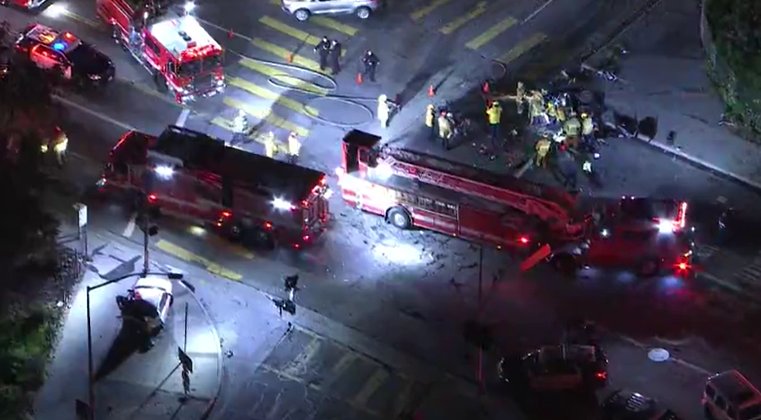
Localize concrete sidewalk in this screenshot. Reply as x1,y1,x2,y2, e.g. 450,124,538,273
35,214,222,420
585,0,761,192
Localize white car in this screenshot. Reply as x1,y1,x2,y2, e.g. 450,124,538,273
281,0,382,21
117,275,174,335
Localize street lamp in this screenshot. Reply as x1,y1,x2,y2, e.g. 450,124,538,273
84,271,187,420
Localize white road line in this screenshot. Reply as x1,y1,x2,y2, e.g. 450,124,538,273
670,357,713,376
522,0,555,24
123,213,137,238
53,94,135,131
175,108,191,127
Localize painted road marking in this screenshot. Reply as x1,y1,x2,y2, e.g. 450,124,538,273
251,37,325,73
57,8,100,28
281,338,322,377
410,0,451,21
52,95,135,131
465,16,517,49
310,16,358,37
155,239,242,281
238,57,329,95
259,16,347,57
439,2,488,35
735,262,761,285
223,97,309,137
351,368,389,406
123,213,137,238
175,108,191,127
522,0,556,24
228,76,319,117
314,353,356,391
497,32,547,64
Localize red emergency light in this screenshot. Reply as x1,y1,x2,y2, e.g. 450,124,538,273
147,193,158,203
518,235,530,245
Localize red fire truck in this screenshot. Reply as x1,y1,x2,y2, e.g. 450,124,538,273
98,126,330,248
335,130,590,251
95,0,225,103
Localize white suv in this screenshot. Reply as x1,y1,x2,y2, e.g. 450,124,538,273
281,0,382,21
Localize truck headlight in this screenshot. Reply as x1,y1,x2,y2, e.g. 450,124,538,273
89,74,102,81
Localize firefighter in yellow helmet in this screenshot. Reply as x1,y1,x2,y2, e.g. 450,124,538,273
437,111,453,150
535,137,552,168
287,132,301,163
263,131,277,159
580,112,596,152
425,104,436,140
377,94,390,128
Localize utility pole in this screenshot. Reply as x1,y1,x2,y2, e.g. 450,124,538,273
477,244,484,394
142,205,150,275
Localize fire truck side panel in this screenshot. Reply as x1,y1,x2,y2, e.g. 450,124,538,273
97,0,134,41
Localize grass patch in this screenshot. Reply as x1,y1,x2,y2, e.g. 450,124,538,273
0,305,59,419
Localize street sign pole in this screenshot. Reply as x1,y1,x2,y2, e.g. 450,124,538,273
184,302,188,351
477,244,484,394
142,203,149,275
85,287,94,419
74,203,88,257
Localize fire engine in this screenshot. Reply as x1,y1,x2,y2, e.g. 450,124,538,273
335,130,590,251
98,126,330,248
1,0,49,10
96,0,225,103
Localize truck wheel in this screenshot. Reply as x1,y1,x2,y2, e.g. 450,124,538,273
154,73,168,93
387,207,411,230
552,253,578,277
355,6,371,19
294,9,310,21
637,257,660,277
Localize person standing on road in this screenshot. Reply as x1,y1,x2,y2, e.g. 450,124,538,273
263,131,277,159
425,104,436,140
328,39,342,75
362,50,380,82
287,132,301,163
377,94,390,128
314,36,330,71
535,137,551,168
563,112,581,148
486,101,503,146
437,112,453,150
580,112,596,151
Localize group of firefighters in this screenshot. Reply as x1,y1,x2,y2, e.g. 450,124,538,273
232,110,301,163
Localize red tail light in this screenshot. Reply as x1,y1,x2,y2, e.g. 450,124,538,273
518,235,530,245
302,234,310,242
264,222,273,230
221,210,232,218
147,194,158,203
595,371,607,380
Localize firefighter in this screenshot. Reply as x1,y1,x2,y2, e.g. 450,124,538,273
528,90,547,125
314,36,330,71
328,39,342,75
514,81,526,115
362,50,380,82
263,131,277,159
546,100,558,124
425,104,436,139
42,127,68,167
437,111,453,150
563,112,581,148
486,101,502,145
287,132,301,163
556,103,567,123
535,137,551,168
377,94,390,128
580,112,596,152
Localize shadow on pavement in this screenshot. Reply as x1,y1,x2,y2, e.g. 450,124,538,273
95,319,149,381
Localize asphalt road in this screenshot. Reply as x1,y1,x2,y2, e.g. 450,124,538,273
7,0,761,418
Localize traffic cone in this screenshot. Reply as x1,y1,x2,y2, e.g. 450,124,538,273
428,84,435,97
356,72,363,85
287,53,294,63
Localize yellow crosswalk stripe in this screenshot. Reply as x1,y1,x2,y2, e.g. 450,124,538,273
410,0,451,21
223,97,309,137
156,240,242,281
351,369,389,406
258,16,347,57
498,32,548,64
210,117,288,150
465,16,517,50
310,16,358,37
228,76,319,117
238,58,329,96
251,37,324,73
439,2,488,35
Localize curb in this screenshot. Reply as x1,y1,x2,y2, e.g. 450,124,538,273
186,287,223,420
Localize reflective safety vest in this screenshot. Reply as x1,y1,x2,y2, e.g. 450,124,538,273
581,117,595,135
263,133,277,158
536,138,551,156
438,115,452,139
425,106,435,127
564,117,581,136
486,103,502,125
583,160,592,173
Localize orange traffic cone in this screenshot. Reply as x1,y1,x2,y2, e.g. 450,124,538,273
287,53,294,63
227,29,234,39
356,72,363,85
428,85,435,97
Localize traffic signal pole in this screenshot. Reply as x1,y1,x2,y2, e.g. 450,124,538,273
142,197,150,275
477,244,484,394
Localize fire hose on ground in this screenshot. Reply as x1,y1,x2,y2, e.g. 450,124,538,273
227,52,376,128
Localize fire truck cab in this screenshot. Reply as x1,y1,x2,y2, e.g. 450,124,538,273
99,126,330,248
550,197,694,277
96,0,225,103
1,0,49,10
336,130,589,252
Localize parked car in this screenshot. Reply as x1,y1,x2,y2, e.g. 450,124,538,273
116,275,174,336
281,0,382,21
703,370,761,420
602,389,682,419
498,344,608,393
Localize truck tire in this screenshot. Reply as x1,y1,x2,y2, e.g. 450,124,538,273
552,253,578,277
636,257,660,277
154,73,168,93
387,207,411,230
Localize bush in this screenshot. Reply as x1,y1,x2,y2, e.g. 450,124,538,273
0,306,58,418
705,0,761,135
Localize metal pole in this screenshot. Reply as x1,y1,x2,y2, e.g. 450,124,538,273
83,224,88,257
142,206,149,275
477,245,484,393
86,287,95,420
184,302,188,351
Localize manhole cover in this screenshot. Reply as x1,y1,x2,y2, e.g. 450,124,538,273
648,348,670,362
